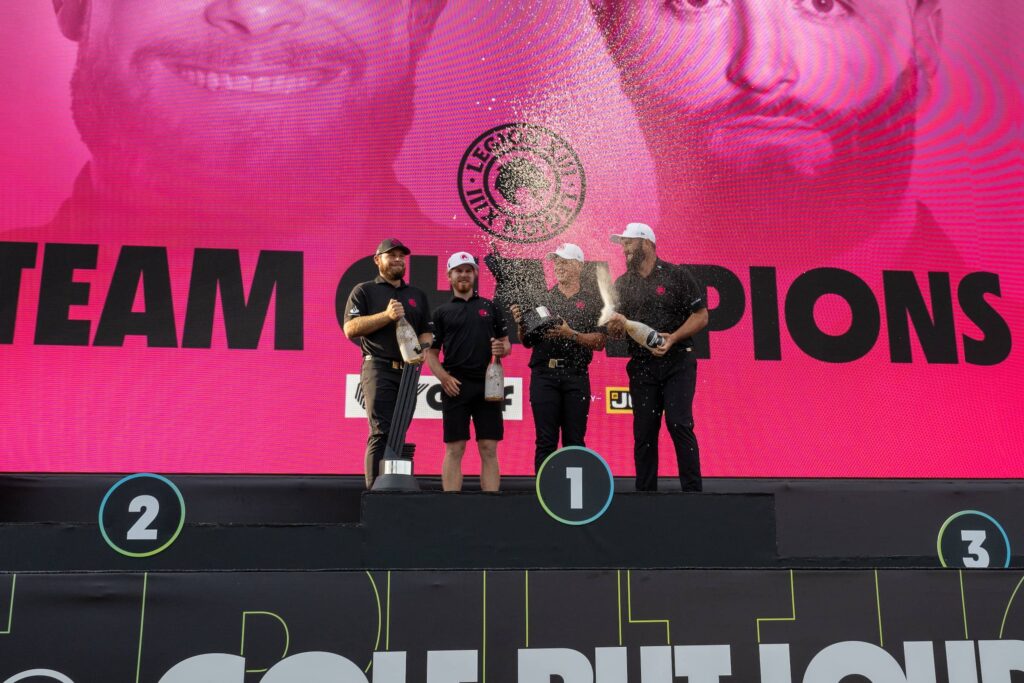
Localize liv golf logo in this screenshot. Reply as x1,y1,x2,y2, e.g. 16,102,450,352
458,123,586,244
345,375,523,421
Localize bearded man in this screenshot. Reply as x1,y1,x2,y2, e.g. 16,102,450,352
589,0,945,263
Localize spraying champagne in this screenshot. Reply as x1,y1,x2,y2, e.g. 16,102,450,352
594,262,665,351
594,262,618,327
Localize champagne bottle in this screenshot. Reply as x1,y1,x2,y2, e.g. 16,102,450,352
396,316,422,363
623,319,665,349
484,355,504,402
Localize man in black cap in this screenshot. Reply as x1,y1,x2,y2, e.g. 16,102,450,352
606,223,708,492
511,243,606,473
343,239,434,488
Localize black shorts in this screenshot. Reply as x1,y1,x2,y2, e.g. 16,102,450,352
441,376,504,443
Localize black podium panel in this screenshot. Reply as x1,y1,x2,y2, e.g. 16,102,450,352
4,475,1024,571
361,492,777,569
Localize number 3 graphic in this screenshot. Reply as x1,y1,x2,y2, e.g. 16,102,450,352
961,529,990,568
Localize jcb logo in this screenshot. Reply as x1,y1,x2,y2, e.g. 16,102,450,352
606,387,632,414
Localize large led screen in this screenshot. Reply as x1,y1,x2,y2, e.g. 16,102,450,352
1,0,1020,477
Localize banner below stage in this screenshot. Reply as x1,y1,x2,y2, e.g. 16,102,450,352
3,569,1024,681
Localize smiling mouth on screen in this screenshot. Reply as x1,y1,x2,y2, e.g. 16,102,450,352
167,61,346,95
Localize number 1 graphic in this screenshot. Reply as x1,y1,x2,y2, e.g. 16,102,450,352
566,467,583,510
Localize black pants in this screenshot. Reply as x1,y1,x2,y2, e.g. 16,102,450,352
628,354,701,492
359,358,403,487
529,369,591,472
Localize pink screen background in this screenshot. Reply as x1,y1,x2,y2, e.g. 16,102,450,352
1,1,1021,477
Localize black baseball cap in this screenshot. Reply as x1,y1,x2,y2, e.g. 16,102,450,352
375,238,411,256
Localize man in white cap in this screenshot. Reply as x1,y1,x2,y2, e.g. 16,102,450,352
511,243,607,473
426,252,511,491
606,223,708,492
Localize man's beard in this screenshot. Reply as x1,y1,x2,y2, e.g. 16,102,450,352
624,249,644,273
633,64,919,258
381,262,406,281
70,35,409,221
453,278,475,294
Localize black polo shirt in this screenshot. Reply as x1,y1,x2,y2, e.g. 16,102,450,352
432,294,508,380
526,284,603,371
615,259,705,362
344,276,433,361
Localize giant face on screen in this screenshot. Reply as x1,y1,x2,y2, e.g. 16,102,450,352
60,0,444,223
589,0,941,260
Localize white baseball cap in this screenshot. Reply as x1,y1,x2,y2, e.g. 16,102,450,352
545,243,584,262
610,222,656,244
446,251,478,272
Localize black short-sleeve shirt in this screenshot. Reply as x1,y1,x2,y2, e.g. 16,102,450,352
432,294,508,380
614,259,705,362
344,276,433,361
526,285,603,371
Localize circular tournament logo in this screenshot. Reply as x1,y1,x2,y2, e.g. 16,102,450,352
458,123,586,244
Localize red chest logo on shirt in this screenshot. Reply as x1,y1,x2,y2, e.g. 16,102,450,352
478,309,489,317
655,285,666,296
408,299,417,308
576,300,586,310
